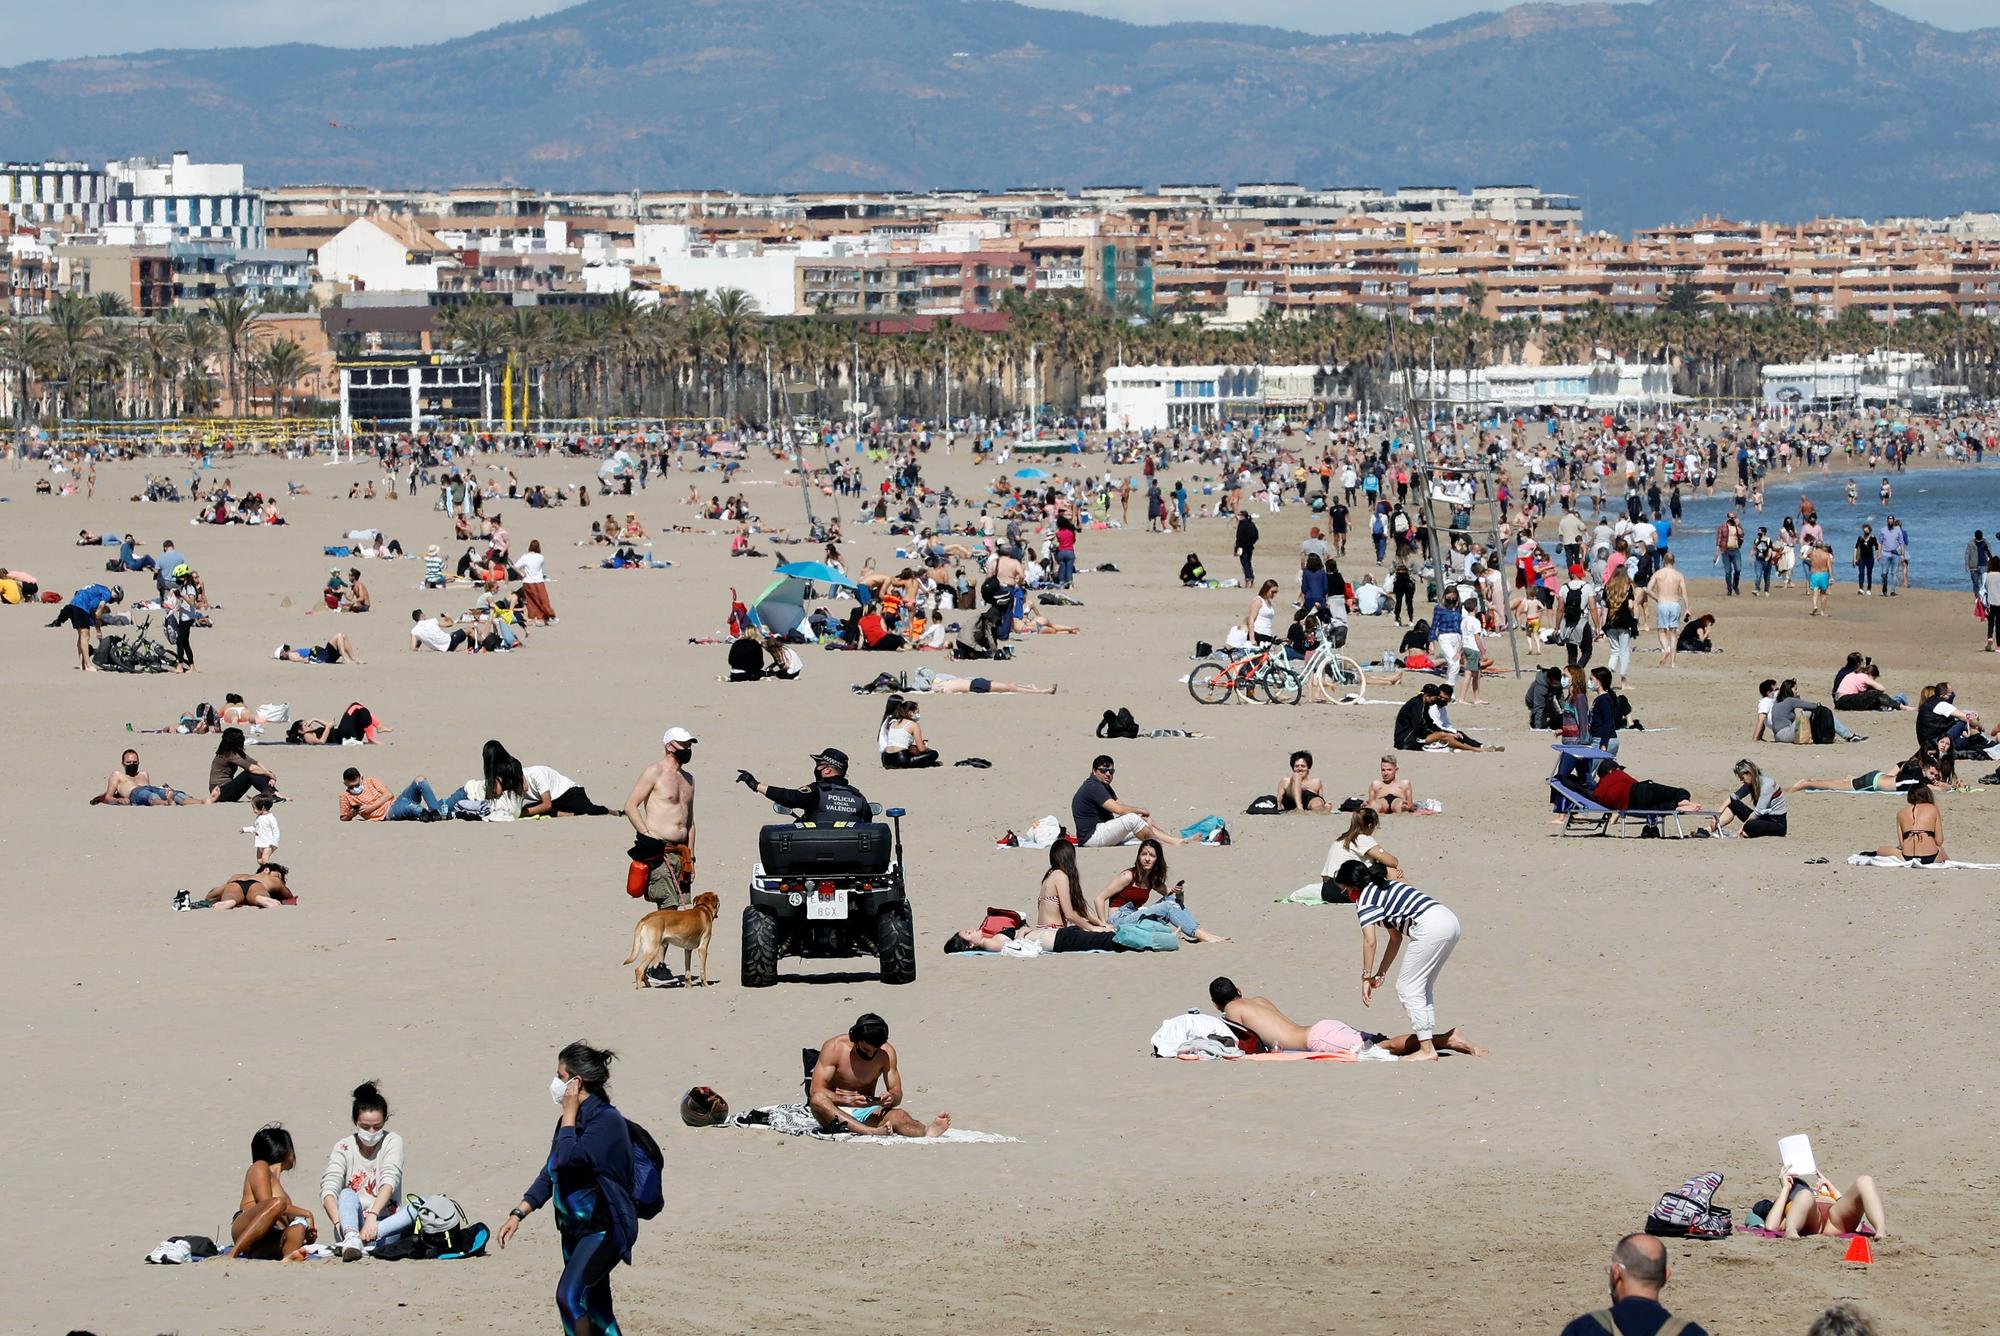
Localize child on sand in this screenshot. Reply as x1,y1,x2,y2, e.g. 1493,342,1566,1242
241,793,280,863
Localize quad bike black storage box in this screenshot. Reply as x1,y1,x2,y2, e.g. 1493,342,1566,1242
756,823,892,877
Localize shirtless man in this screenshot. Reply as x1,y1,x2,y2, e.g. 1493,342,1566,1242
624,726,697,909
1364,755,1418,814
91,748,203,806
1209,977,1487,1057
807,1014,950,1138
1643,552,1691,665
1280,750,1328,812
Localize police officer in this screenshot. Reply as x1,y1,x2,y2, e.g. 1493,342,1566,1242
738,747,872,824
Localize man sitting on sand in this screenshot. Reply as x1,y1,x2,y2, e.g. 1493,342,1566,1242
1393,684,1501,754
807,1014,950,1138
1072,755,1187,847
1208,977,1488,1057
1364,755,1420,813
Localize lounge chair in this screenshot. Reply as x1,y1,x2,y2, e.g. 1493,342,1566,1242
1547,744,1716,838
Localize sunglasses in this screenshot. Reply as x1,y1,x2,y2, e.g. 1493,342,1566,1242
1096,765,1115,774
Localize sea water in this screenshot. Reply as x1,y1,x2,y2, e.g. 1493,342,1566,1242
1667,465,2000,592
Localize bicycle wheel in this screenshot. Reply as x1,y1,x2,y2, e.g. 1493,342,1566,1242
1188,658,1237,705
1257,665,1303,706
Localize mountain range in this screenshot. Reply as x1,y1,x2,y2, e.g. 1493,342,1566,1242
1,0,1997,233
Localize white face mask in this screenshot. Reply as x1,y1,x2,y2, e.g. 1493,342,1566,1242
354,1127,385,1148
549,1076,571,1107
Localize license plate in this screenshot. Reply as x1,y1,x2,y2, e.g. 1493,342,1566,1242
807,888,849,920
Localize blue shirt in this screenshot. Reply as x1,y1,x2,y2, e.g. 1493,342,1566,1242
1431,605,1463,638
70,584,113,614
522,1096,638,1260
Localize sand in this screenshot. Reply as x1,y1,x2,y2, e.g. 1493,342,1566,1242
3,446,1995,1335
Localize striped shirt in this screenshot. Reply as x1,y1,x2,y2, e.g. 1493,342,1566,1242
1354,879,1439,932
424,554,445,584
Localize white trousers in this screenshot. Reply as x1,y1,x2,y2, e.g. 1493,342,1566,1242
1397,905,1461,1040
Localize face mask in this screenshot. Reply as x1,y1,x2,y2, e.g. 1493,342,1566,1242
354,1127,385,1148
347,784,365,796
550,1076,571,1107
123,763,140,776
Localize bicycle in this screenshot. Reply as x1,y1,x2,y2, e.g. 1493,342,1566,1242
93,617,180,674
1296,637,1372,703
1188,642,1302,705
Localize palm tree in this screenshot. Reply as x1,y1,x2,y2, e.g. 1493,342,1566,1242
0,315,51,426
436,297,509,425
43,293,102,423
204,296,261,417
259,338,310,417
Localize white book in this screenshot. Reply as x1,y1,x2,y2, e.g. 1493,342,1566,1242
1778,1134,1817,1179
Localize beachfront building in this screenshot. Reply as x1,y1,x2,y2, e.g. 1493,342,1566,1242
1759,352,1951,408
103,153,265,248
337,351,487,433
1103,364,1343,431
1408,361,1678,411
316,216,456,294
0,162,115,233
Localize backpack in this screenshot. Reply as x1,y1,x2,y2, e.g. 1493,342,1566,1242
407,1194,466,1234
626,1119,665,1220
1587,1309,1693,1336
1645,1171,1734,1240
1809,704,1837,746
1095,707,1140,740
1563,581,1584,624
979,906,1025,936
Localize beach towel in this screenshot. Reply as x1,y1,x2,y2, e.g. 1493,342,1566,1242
1277,883,1333,904
1845,854,2000,870
725,1102,1017,1143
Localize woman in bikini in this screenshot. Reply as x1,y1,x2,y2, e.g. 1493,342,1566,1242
1871,785,1945,863
1769,1167,1890,1240
200,863,296,909
232,1125,317,1259
1792,745,1948,796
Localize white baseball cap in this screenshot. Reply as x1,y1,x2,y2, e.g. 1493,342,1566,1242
663,727,697,745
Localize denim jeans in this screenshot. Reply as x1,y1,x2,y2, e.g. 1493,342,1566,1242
1878,553,1902,593
388,778,445,821
1755,558,1773,593
1721,550,1741,594
1110,899,1199,938
338,1187,414,1246
1056,548,1076,586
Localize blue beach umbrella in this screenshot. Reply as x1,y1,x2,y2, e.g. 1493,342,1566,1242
1014,467,1052,479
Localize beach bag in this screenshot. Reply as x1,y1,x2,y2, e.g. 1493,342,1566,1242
1245,794,1282,815
1113,918,1181,952
1096,707,1139,740
979,907,1025,936
626,1120,665,1220
255,702,289,724
1809,704,1837,746
1645,1171,1733,1240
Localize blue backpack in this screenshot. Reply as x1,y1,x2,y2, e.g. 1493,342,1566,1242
626,1120,665,1221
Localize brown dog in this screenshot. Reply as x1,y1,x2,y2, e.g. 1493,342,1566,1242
624,892,720,989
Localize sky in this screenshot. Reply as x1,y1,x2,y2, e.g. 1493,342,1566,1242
2,0,1990,63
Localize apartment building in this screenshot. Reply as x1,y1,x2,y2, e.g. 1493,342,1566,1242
104,152,266,248
53,242,175,314
0,162,114,232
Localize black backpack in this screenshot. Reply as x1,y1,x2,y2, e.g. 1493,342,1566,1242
1563,581,1584,623
1809,704,1837,746
1096,707,1139,740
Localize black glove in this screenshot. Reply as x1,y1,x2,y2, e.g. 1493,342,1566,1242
736,770,758,790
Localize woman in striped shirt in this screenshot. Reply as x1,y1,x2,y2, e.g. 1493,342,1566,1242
1328,860,1487,1061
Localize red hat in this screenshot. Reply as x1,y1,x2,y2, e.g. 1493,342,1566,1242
1569,563,1585,578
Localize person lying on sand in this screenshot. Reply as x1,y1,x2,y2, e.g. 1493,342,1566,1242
807,1014,950,1138
1209,977,1488,1057
181,863,296,911
92,748,207,806
1767,1167,1889,1240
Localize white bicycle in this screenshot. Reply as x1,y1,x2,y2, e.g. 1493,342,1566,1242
1296,637,1373,703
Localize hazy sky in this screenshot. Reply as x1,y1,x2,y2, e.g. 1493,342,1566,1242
2,0,1989,63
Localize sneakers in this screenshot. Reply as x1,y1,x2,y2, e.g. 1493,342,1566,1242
340,1231,364,1262
172,889,192,912
1846,733,1868,743
995,830,1019,847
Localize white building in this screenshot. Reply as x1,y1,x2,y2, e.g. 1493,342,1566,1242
629,224,803,316
316,216,452,294
0,161,113,232
103,152,265,248
1104,364,1342,431
1761,351,1951,407
1410,361,1677,410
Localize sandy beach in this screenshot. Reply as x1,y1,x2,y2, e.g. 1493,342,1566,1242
4,445,1996,1335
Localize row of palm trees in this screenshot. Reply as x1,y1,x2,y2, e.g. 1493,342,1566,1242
0,293,315,426
8,284,1999,431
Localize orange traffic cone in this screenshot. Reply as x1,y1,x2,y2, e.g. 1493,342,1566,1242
1843,1235,1874,1265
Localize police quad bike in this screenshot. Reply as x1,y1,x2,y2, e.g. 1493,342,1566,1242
742,802,915,987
